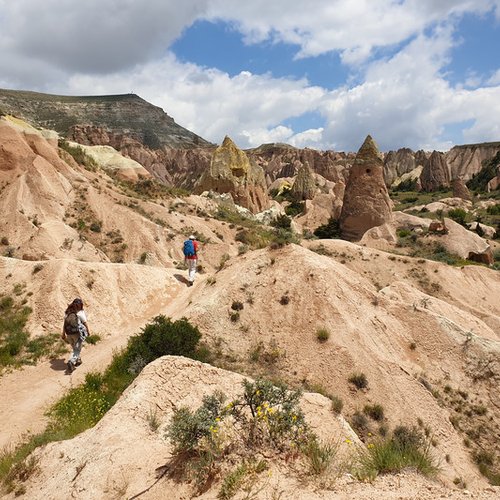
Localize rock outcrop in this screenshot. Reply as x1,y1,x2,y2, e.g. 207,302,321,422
249,143,350,184
290,162,316,200
451,178,472,201
420,150,450,191
447,142,500,181
339,135,393,241
383,147,417,186
195,136,270,213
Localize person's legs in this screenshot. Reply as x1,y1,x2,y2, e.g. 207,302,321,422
67,334,83,371
188,258,197,284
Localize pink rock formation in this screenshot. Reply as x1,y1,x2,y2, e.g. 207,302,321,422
339,135,393,241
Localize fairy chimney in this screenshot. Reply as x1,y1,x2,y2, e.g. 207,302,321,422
194,136,270,213
290,161,316,200
339,135,393,241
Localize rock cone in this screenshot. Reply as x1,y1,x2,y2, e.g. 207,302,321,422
339,135,393,241
195,136,270,213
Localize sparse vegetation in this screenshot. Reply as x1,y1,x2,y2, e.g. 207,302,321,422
166,379,315,491
354,425,437,480
313,218,341,239
348,372,368,390
316,327,330,343
363,404,385,421
330,396,344,414
0,316,205,490
0,295,46,369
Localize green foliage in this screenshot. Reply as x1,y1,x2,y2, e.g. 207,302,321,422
167,392,226,452
486,204,500,216
316,328,330,342
0,296,33,368
355,425,437,480
330,396,344,414
85,334,101,345
125,316,201,369
363,404,385,421
393,178,418,192
58,139,98,171
284,200,305,217
447,208,468,226
467,151,500,192
1,315,205,488
303,438,337,475
313,218,341,239
348,372,368,389
271,214,292,230
269,227,300,248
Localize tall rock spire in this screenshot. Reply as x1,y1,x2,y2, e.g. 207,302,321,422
339,135,393,241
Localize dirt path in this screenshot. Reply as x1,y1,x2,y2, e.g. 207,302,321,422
0,275,200,450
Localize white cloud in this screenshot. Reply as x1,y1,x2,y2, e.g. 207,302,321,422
0,0,499,152
64,53,325,148
0,0,208,74
316,26,500,151
207,0,499,62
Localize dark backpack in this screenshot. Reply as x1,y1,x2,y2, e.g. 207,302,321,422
64,312,80,335
183,239,196,257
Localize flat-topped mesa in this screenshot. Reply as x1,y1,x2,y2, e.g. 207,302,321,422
339,135,393,241
194,135,270,213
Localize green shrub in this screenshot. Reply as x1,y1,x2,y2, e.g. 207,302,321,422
331,396,344,414
166,379,309,490
167,391,226,453
348,372,368,389
447,208,467,226
303,438,336,475
285,200,305,218
269,227,300,248
355,427,437,480
316,328,330,342
271,214,292,229
125,315,202,369
363,404,385,421
313,218,341,239
231,301,244,311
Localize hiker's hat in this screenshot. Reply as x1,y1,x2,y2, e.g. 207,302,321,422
189,235,196,240
73,297,83,306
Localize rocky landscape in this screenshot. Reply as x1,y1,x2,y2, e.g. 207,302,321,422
0,91,499,499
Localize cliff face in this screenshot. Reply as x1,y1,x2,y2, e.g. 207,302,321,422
248,143,351,185
0,88,210,149
447,142,500,181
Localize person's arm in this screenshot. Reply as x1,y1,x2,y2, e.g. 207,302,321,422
61,326,66,340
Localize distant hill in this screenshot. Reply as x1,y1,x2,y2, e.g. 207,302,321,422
0,88,211,149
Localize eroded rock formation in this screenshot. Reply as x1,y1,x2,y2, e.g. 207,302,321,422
451,178,472,201
339,135,393,241
420,150,450,191
290,162,316,200
195,136,270,213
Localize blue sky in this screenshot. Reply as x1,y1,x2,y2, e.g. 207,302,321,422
0,0,499,152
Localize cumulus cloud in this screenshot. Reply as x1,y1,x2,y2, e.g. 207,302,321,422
63,54,325,148
317,26,500,151
207,0,499,62
0,0,499,152
0,0,207,74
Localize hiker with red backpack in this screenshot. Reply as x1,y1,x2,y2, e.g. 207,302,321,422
183,235,199,287
61,297,90,373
